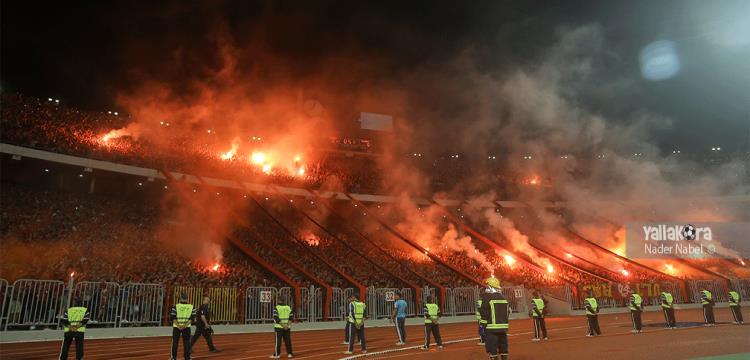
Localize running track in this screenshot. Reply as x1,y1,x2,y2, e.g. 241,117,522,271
1,308,747,360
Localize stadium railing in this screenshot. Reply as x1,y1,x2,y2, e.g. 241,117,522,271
688,280,728,303
730,279,750,300
298,286,324,322
245,286,294,324
72,281,121,327
119,283,164,327
400,288,416,316
367,287,401,319
446,287,480,316
3,279,67,330
206,287,238,323
0,279,9,329
328,287,351,321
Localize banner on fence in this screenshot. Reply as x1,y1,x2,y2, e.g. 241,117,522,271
206,287,238,323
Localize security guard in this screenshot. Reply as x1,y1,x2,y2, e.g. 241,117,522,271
531,291,548,341
701,289,716,326
342,294,356,345
728,289,744,324
344,292,367,355
584,290,601,337
390,291,407,345
170,293,197,360
59,298,90,360
660,291,677,329
422,295,444,350
476,297,486,345
191,295,219,353
479,277,510,360
629,292,643,333
271,297,294,358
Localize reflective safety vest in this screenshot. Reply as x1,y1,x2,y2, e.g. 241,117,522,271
531,298,545,317
585,297,598,316
629,293,642,311
348,301,366,325
661,292,673,309
485,299,510,331
274,305,292,329
729,291,740,307
64,307,87,333
701,290,712,305
424,303,439,324
174,303,194,328
475,300,483,321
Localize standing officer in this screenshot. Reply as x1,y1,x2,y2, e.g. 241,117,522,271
479,277,510,360
476,297,486,346
342,294,355,345
629,292,643,333
59,297,90,360
422,295,444,350
191,295,219,353
531,291,548,341
344,292,367,355
390,291,407,345
660,291,676,329
170,293,197,360
728,289,744,325
701,289,716,326
270,297,294,359
584,290,601,337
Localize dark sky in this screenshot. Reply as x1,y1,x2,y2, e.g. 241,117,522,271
2,0,748,154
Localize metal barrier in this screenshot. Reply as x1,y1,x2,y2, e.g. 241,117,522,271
0,279,8,329
400,288,416,316
72,282,120,327
4,279,66,330
688,280,728,303
245,287,282,323
172,286,204,307
730,279,750,300
540,285,572,303
448,287,479,316
329,287,352,320
298,286,324,322
119,283,163,326
206,287,238,323
367,287,400,319
420,287,437,315
503,286,528,313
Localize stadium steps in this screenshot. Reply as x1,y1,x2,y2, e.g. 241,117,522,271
271,187,422,292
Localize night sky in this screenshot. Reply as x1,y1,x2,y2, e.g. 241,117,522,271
2,0,748,154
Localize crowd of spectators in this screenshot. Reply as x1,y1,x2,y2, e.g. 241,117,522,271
0,184,282,289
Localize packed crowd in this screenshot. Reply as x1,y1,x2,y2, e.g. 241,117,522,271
0,185,282,289
0,93,381,193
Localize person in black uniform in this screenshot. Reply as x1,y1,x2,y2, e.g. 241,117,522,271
480,277,511,360
59,297,90,360
170,293,197,360
191,295,220,353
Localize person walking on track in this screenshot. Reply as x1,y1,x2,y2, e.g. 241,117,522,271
479,277,511,360
59,297,90,360
191,295,220,353
390,291,408,345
